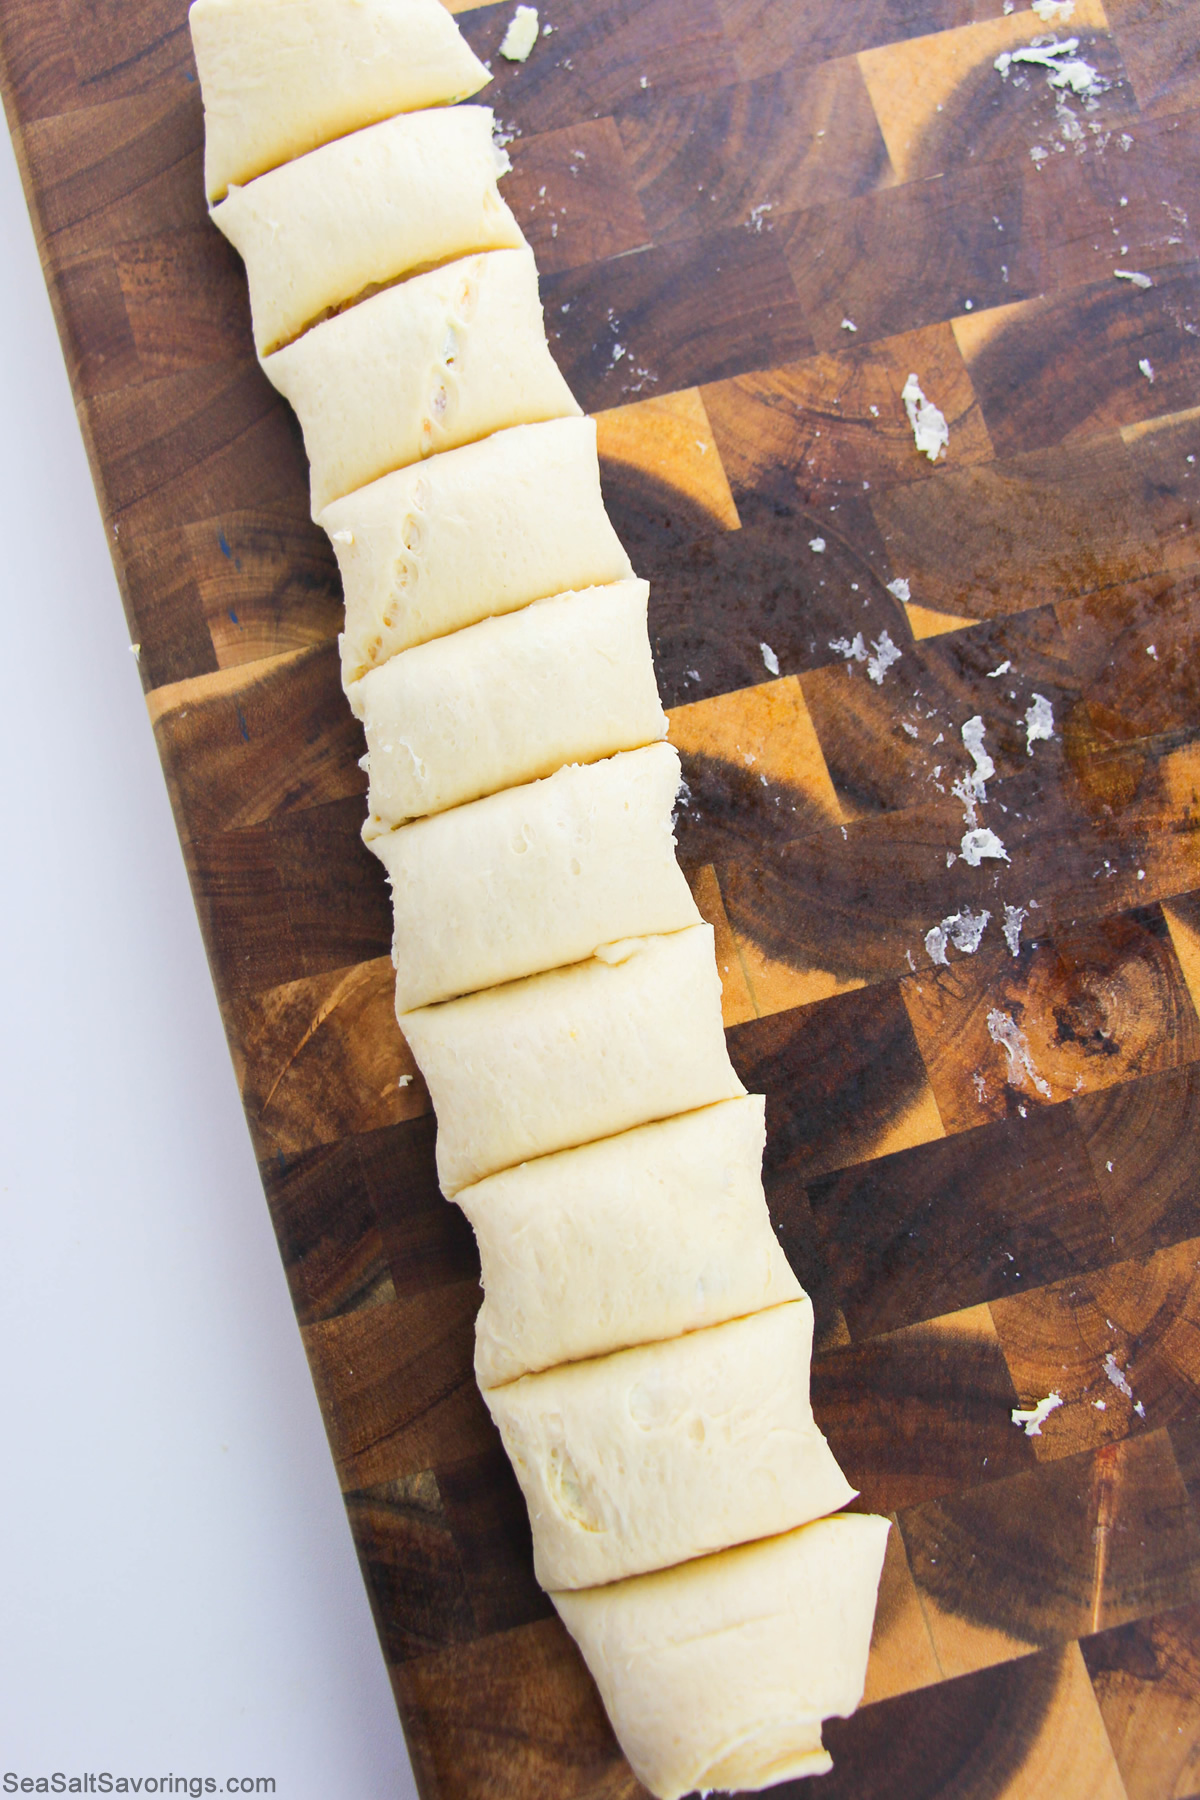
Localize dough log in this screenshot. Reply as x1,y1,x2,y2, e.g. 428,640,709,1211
459,1095,801,1387
552,1514,891,1800
485,1300,855,1589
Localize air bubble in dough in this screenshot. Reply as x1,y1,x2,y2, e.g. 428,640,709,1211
353,581,666,830
552,1513,890,1800
376,745,700,1011
263,246,580,514
191,0,491,202
400,924,745,1196
459,1095,801,1386
486,1299,854,1589
325,417,632,683
212,108,524,354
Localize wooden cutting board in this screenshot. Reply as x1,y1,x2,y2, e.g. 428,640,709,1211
4,0,1200,1792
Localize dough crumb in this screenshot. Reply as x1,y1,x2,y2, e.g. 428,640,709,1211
760,641,780,675
901,373,949,462
500,5,540,61
1012,1392,1062,1436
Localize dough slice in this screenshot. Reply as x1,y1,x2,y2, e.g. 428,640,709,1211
486,1300,854,1589
325,417,633,682
401,924,745,1196
460,1096,802,1387
212,107,524,354
191,0,491,202
352,581,665,830
377,745,699,1012
263,247,580,514
552,1514,891,1800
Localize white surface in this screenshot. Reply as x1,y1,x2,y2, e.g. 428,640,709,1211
0,119,418,1799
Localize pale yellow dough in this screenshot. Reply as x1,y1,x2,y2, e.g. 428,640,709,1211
325,417,633,683
459,1096,802,1387
212,107,524,354
262,247,580,514
190,0,491,202
485,1300,854,1590
401,924,745,1196
552,1513,891,1800
376,745,700,1011
352,581,665,831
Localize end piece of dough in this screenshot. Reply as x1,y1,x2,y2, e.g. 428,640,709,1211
460,1095,801,1386
191,0,491,202
212,108,524,355
401,923,745,1196
324,417,633,681
377,745,700,1011
262,246,580,515
552,1513,891,1800
352,581,666,830
486,1300,854,1589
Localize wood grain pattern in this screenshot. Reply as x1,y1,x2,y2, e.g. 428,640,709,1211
4,0,1200,1790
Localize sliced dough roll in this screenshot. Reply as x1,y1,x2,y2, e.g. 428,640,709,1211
263,247,580,514
191,0,491,202
552,1515,890,1800
325,417,633,683
353,581,666,831
377,745,699,1012
212,107,524,355
486,1300,854,1590
460,1096,802,1387
401,924,744,1196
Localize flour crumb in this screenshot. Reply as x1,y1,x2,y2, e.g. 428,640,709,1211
988,1008,1052,1096
987,660,1012,677
901,373,950,462
500,4,540,60
809,536,826,553
887,576,911,602
1002,903,1028,957
1103,1352,1135,1399
1012,1392,1062,1436
1139,357,1155,382
747,202,774,233
830,632,868,664
760,641,780,676
961,827,1010,865
1114,269,1153,289
841,317,858,332
925,908,991,966
1024,692,1055,753
868,631,902,684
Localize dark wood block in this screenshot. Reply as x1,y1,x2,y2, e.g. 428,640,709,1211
614,59,887,246
904,909,1200,1131
188,797,392,995
1075,1061,1200,1258
1082,1601,1200,1800
992,1233,1200,1465
811,1305,1036,1512
359,1115,481,1303
868,433,1163,621
729,982,939,1187
436,1447,554,1641
785,156,1038,353
820,1643,1126,1799
806,1102,1108,1340
346,1472,478,1666
899,1431,1200,1665
302,1283,494,1494
543,224,812,411
504,116,650,276
716,0,1013,80
260,1136,394,1330
458,0,737,136
959,263,1200,456
701,321,994,510
394,1619,642,1800
1113,2,1200,116
151,643,364,838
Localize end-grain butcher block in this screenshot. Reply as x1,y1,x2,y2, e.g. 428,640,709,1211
326,417,632,682
459,1096,800,1386
191,0,490,201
